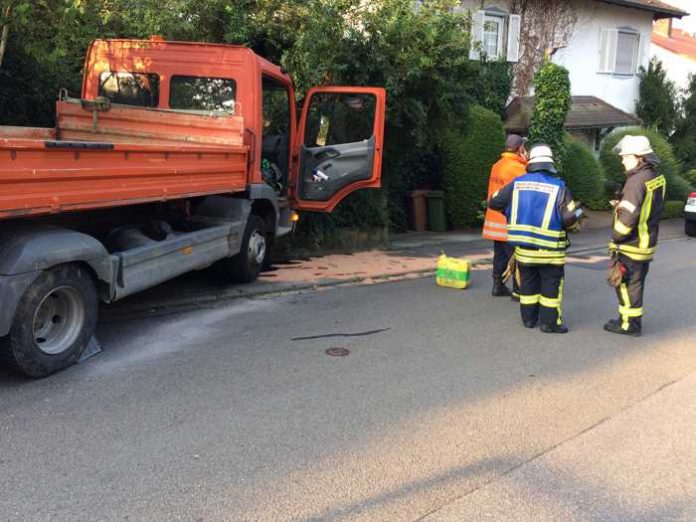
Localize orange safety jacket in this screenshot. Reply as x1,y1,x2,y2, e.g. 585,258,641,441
482,152,527,241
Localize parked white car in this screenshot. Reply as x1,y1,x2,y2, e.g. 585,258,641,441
686,191,696,237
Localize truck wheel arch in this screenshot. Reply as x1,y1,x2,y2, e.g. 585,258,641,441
0,225,113,283
0,226,112,338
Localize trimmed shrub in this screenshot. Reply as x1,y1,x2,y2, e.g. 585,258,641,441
599,127,689,201
441,105,506,228
562,134,606,209
528,62,571,173
662,201,685,220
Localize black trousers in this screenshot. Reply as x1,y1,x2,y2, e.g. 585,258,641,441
493,241,519,295
614,255,649,330
492,241,514,278
518,263,565,327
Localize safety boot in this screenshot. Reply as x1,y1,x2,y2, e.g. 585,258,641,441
540,323,569,334
492,277,512,297
603,318,641,337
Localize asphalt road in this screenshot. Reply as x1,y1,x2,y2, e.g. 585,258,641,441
1,236,695,521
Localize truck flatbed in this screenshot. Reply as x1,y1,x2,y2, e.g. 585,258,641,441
0,98,248,218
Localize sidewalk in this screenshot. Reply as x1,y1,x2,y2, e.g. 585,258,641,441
101,213,682,320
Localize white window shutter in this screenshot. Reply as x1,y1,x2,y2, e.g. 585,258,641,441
506,14,521,62
598,28,618,73
469,10,485,60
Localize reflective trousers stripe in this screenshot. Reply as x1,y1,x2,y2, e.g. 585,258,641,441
519,294,541,305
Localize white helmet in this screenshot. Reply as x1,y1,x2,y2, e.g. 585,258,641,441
527,144,554,166
613,135,653,156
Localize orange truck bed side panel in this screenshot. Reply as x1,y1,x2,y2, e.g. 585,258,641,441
0,101,248,219
57,99,245,147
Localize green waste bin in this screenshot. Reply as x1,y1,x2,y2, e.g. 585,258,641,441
426,191,447,232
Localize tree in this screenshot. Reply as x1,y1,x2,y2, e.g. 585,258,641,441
671,73,696,172
636,58,678,137
508,0,580,96
528,62,571,172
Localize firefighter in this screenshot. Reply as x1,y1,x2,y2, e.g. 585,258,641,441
489,145,582,334
483,134,528,299
604,135,665,336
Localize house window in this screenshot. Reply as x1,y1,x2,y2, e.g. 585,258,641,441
598,27,641,75
615,30,640,75
483,15,504,58
469,9,521,63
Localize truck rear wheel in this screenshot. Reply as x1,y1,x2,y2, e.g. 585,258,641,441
219,214,267,283
0,264,98,378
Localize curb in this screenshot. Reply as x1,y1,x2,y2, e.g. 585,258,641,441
100,259,494,322
99,234,688,322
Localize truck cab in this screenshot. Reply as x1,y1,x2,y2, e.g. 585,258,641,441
83,39,385,214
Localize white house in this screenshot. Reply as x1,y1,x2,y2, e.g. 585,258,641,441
460,0,687,114
651,16,696,93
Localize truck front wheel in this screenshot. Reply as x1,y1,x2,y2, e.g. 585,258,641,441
1,264,98,378
220,214,267,283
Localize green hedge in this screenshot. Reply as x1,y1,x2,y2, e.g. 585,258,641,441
562,134,606,209
662,201,685,220
441,105,506,228
599,127,690,201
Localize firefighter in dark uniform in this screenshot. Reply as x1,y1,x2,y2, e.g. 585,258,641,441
489,145,582,334
604,135,665,336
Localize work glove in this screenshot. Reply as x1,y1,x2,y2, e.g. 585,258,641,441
606,254,625,288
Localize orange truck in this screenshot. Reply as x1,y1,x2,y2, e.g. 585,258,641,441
0,39,386,377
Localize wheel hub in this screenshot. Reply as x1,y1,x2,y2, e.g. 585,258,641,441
32,286,85,355
248,231,267,265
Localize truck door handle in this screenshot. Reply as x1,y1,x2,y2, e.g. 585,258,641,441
314,148,340,161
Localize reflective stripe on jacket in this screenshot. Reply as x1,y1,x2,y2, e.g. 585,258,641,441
609,162,665,262
482,153,527,241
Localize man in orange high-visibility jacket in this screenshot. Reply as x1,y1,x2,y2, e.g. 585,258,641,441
483,134,528,298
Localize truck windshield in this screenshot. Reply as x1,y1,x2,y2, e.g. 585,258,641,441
169,76,237,114
98,72,160,107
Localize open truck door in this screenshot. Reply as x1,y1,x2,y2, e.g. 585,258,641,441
290,87,386,212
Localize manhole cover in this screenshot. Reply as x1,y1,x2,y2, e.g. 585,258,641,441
325,347,350,357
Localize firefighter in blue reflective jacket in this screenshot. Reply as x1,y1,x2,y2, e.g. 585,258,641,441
489,145,582,333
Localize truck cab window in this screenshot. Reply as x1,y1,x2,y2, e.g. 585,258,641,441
304,93,376,147
169,76,236,113
98,72,160,107
261,77,291,192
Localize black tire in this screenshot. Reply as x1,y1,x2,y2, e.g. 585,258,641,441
220,214,268,283
686,219,696,237
0,264,98,378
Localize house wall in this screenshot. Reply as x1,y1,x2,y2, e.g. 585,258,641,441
651,44,696,92
459,1,654,115
552,3,653,115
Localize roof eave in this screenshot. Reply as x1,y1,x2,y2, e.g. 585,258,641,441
596,0,688,19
